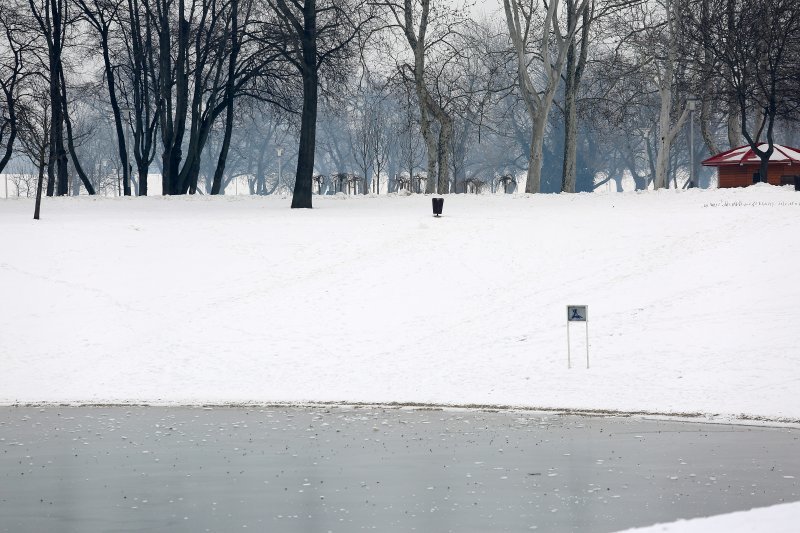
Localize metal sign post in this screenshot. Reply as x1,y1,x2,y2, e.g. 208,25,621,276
566,305,589,369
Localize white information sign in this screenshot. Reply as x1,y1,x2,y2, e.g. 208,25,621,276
566,305,589,369
567,305,587,322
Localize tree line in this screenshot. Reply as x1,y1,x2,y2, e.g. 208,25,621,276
0,0,798,210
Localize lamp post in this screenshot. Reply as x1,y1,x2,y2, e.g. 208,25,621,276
276,146,283,191
117,106,132,195
687,96,699,188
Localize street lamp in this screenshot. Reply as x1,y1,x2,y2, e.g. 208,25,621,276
276,146,284,191
687,95,700,188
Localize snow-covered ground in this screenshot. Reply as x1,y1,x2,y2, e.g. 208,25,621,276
618,501,800,532
1,185,799,422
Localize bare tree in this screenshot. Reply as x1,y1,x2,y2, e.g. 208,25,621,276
0,4,32,175
651,0,689,189
349,92,376,193
380,0,468,194
75,0,132,195
27,0,70,197
16,88,51,192
268,0,376,208
370,99,390,193
503,0,590,193
117,0,159,195
679,0,800,182
559,0,592,192
442,22,509,193
149,0,284,195
391,83,424,188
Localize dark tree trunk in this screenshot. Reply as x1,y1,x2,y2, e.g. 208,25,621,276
170,14,190,194
291,0,318,209
60,68,96,195
210,111,234,194
138,162,149,195
292,69,317,208
0,26,20,174
183,154,202,194
100,28,131,195
62,104,96,195
48,0,69,196
0,95,16,174
561,0,589,193
158,0,190,195
211,0,240,196
128,0,159,196
740,97,776,184
34,162,45,219
156,0,172,195
178,114,217,194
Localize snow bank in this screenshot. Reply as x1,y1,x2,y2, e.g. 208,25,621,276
1,186,799,421
616,501,800,532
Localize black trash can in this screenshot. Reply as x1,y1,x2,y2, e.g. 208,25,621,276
795,176,800,191
432,197,444,217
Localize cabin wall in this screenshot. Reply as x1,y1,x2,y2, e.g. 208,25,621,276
717,165,800,188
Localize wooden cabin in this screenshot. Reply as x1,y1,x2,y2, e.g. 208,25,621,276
702,144,800,188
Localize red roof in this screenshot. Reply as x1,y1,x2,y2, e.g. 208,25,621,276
702,144,800,166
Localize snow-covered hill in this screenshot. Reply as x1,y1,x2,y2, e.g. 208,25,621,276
1,185,798,421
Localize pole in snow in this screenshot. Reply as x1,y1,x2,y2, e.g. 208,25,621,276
277,146,283,192
566,305,589,369
687,96,699,188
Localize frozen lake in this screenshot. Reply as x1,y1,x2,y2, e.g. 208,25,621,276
1,406,798,532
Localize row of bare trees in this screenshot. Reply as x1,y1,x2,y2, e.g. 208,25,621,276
1,0,799,209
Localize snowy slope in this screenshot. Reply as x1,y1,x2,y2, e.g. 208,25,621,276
616,501,800,532
1,185,799,420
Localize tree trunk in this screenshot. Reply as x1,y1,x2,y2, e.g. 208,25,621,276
436,114,452,194
727,91,741,148
451,128,467,194
129,0,158,196
561,0,589,193
63,113,96,195
699,95,720,155
421,114,437,193
138,162,149,195
210,107,234,194
562,76,578,192
525,108,551,193
0,91,16,174
652,0,689,190
408,9,443,195
33,159,45,219
100,29,131,195
60,69,96,195
170,14,190,194
505,0,589,194
291,1,318,209
653,86,672,189
157,1,173,195
416,79,438,193
48,7,69,197
158,0,190,195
